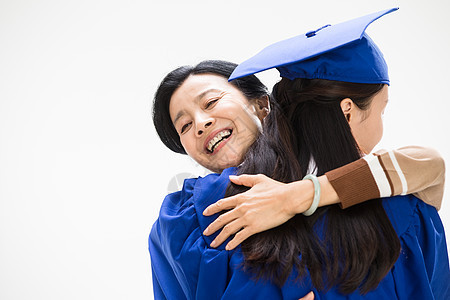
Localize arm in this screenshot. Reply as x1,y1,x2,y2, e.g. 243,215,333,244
326,146,445,210
203,146,445,249
150,171,241,299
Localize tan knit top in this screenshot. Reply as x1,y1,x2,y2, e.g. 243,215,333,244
325,146,445,210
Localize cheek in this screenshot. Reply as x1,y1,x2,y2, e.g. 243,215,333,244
221,99,256,120
367,116,384,149
350,121,366,144
350,118,376,153
375,118,384,141
236,107,263,135
179,135,199,158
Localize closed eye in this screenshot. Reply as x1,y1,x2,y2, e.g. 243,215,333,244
180,122,191,134
205,98,219,109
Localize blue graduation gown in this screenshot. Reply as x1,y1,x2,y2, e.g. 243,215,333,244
149,168,450,299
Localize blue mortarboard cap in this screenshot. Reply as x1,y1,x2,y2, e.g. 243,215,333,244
229,8,398,85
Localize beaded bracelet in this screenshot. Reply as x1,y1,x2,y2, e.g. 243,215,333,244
302,174,321,216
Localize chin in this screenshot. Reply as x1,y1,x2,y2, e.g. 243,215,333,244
210,157,243,173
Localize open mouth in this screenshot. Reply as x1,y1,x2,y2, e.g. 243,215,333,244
206,129,232,153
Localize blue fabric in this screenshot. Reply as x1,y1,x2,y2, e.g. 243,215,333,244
149,168,450,299
228,8,397,85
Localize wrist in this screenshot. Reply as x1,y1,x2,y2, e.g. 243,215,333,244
286,180,315,215
318,175,340,207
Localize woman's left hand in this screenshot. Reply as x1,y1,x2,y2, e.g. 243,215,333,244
202,174,313,250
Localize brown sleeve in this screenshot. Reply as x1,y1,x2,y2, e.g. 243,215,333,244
325,159,380,209
325,146,445,210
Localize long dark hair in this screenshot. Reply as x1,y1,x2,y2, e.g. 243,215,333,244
152,60,268,154
226,78,401,294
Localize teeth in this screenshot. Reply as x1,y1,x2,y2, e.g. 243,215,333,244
207,130,232,152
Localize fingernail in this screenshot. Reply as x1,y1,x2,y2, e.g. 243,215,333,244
225,244,230,251
203,228,209,235
203,208,209,215
229,175,238,179
210,240,216,248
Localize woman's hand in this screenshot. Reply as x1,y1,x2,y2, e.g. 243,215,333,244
202,174,315,250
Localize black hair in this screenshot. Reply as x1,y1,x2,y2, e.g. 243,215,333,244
226,78,400,294
152,60,268,154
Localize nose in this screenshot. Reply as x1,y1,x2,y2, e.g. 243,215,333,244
195,114,214,136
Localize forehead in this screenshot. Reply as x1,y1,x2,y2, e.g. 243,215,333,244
171,73,233,102
169,74,238,119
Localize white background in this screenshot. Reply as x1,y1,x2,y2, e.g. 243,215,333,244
1,0,449,299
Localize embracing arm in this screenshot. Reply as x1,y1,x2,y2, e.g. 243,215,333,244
203,146,445,249
326,146,445,210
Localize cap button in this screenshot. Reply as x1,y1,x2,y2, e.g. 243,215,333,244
305,24,331,38
305,30,316,38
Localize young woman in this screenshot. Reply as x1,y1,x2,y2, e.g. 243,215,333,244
150,8,448,299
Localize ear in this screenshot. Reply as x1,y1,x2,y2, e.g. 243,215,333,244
254,96,270,121
340,98,354,123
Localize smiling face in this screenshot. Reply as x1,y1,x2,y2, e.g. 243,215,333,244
346,85,389,154
169,74,268,173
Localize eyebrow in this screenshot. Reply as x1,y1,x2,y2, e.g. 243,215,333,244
172,88,222,126
173,110,185,126
196,88,221,101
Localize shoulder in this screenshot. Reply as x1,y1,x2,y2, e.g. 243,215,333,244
152,167,236,249
157,167,235,215
381,195,420,237
193,167,236,215
150,176,200,256
382,194,441,238
149,168,236,298
159,177,197,212
382,195,450,298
